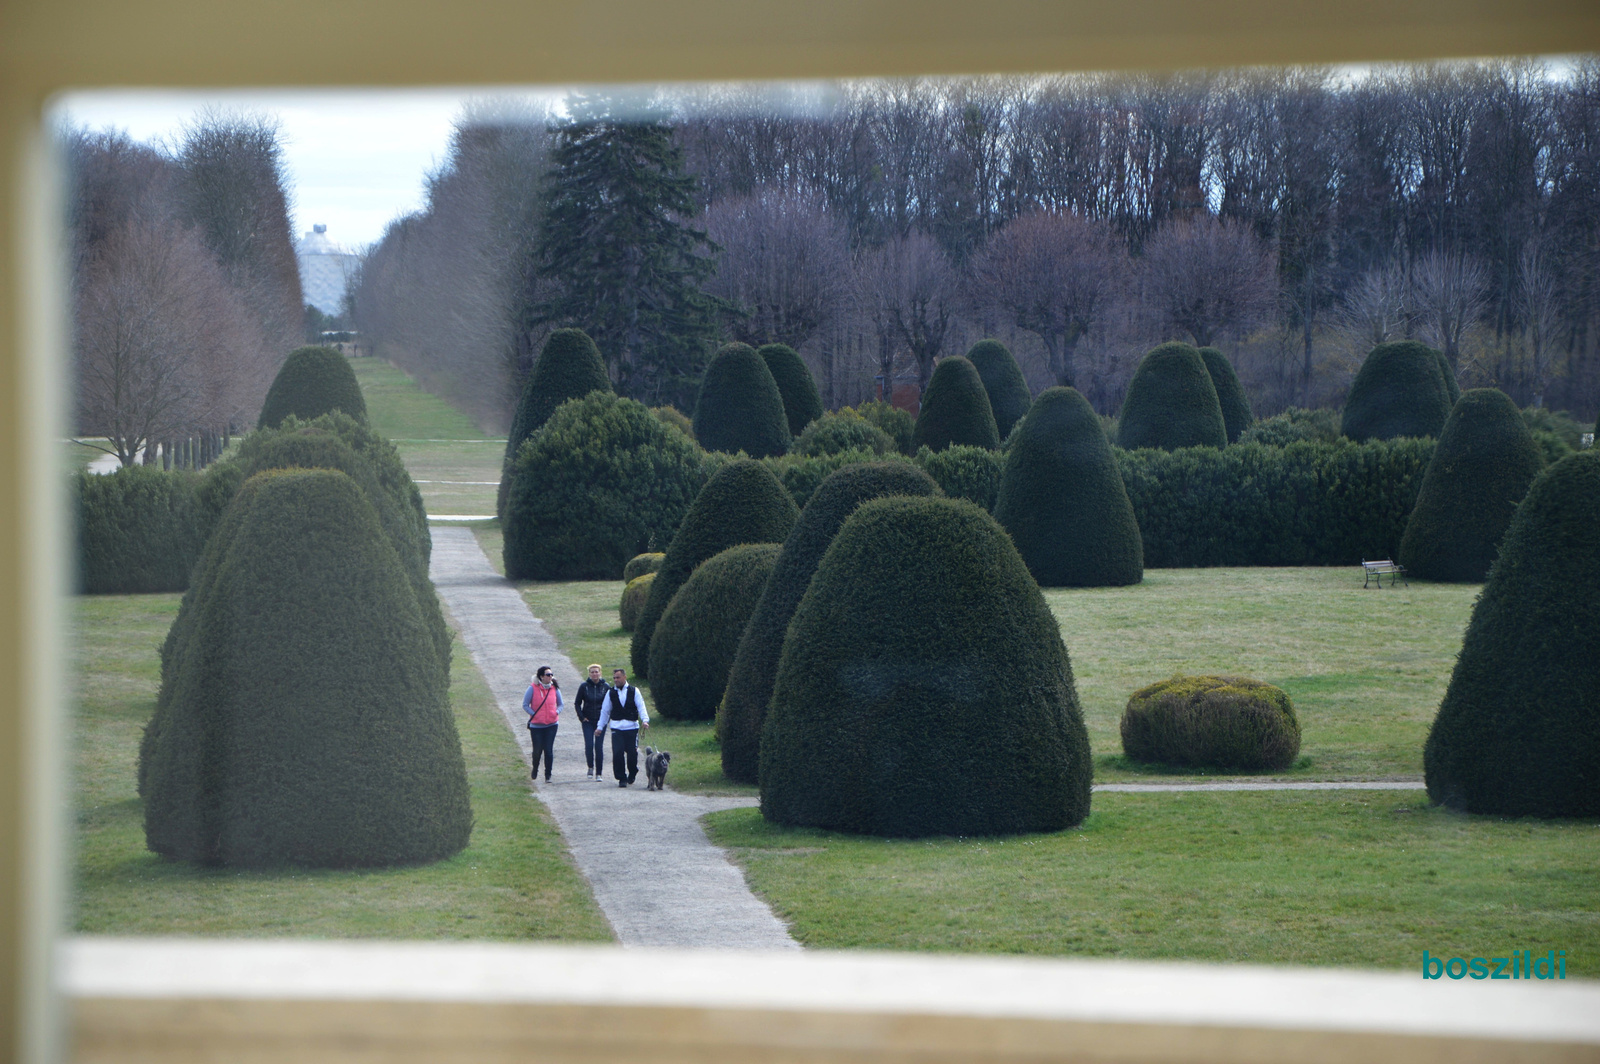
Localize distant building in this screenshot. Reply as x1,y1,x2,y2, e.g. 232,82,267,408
295,224,359,316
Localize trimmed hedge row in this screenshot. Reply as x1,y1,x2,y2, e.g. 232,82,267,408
75,465,223,594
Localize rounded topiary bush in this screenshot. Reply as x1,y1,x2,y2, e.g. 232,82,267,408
1423,449,1600,817
648,543,782,720
1238,407,1341,446
996,387,1143,587
630,459,800,678
857,400,916,455
619,572,655,632
1120,675,1301,772
1197,347,1254,444
1399,389,1545,582
499,328,612,517
140,469,472,867
623,552,665,583
911,356,1000,453
718,462,940,783
257,345,367,430
916,444,1003,511
1116,342,1227,451
795,410,895,457
504,392,708,580
965,339,1032,441
1341,341,1454,442
760,496,1092,836
759,343,823,438
693,343,793,458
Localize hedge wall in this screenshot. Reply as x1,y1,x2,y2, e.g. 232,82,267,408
257,345,367,430
75,465,217,594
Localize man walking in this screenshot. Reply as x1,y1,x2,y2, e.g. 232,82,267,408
597,666,650,787
575,664,611,780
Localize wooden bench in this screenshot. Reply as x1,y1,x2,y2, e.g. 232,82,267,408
1362,559,1407,588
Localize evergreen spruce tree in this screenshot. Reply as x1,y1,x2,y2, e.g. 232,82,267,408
1116,343,1227,451
533,92,726,405
1196,347,1254,444
692,343,793,458
498,328,612,517
758,343,823,437
910,356,1000,452
964,340,1032,440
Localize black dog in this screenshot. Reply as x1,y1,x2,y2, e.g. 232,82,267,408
643,746,671,791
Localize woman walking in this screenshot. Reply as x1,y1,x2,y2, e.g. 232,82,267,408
575,663,611,780
524,666,562,782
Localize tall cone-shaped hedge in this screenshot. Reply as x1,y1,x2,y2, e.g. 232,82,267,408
718,462,940,783
760,496,1092,836
1423,450,1600,817
1399,389,1545,582
996,387,1143,587
759,343,823,438
1116,343,1227,451
140,469,472,867
693,343,792,458
258,345,367,429
911,356,1000,453
965,340,1031,440
498,328,612,517
1197,347,1253,444
1342,341,1454,442
648,543,782,720
630,459,799,679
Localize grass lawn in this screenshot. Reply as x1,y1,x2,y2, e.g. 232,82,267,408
705,795,1600,974
72,592,613,940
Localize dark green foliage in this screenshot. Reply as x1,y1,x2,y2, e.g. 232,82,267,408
504,392,708,580
623,552,664,583
915,444,1002,511
648,544,782,720
911,356,1000,453
141,469,472,867
1424,450,1600,817
1196,347,1254,443
964,339,1032,440
1116,343,1227,451
692,343,793,458
1399,389,1546,582
1239,407,1341,446
719,463,940,783
619,572,654,632
75,466,219,594
499,328,611,516
630,459,800,678
795,411,895,458
762,450,916,511
760,496,1092,836
1341,341,1453,442
257,346,367,430
759,343,823,437
1117,438,1436,566
995,387,1143,587
856,400,917,455
1120,675,1300,772
1522,407,1585,466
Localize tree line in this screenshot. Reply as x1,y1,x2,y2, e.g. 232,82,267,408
354,59,1600,428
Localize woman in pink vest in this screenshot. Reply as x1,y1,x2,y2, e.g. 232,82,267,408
524,666,562,782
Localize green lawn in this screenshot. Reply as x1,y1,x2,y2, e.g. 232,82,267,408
71,592,612,941
705,794,1600,973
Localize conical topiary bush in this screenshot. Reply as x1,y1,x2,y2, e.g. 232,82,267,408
648,543,782,720
257,345,367,430
1341,341,1454,442
995,387,1143,587
718,462,940,783
1197,347,1253,444
629,459,800,679
1399,389,1545,582
1116,342,1226,451
760,496,1093,836
758,343,824,438
139,469,472,867
911,356,1000,453
1423,449,1600,817
498,328,612,517
693,343,792,458
965,339,1032,441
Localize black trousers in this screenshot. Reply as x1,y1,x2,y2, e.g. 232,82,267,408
611,728,639,782
582,721,605,772
529,724,557,780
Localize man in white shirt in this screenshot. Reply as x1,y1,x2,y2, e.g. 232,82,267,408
596,666,651,787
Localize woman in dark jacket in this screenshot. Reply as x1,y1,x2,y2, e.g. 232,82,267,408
574,663,611,780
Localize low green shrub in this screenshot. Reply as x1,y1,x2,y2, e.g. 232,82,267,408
75,465,217,594
916,444,1002,511
623,552,665,583
759,343,824,437
855,400,917,455
257,345,367,430
619,572,655,632
648,543,782,720
795,410,895,458
693,343,793,458
1117,342,1227,451
1239,407,1341,446
763,449,912,510
1197,347,1254,443
651,405,695,439
499,328,612,517
1341,341,1453,442
964,339,1031,440
1521,407,1585,466
1120,675,1301,772
911,356,1000,452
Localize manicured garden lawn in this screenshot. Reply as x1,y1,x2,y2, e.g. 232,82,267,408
71,592,612,940
704,795,1600,974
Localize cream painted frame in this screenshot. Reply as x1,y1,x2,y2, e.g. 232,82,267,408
5,2,1600,1061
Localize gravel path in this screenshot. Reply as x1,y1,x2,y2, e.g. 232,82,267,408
428,526,798,950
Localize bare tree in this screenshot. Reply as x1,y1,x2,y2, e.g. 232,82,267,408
861,230,958,395
1141,214,1278,347
1518,242,1561,408
1412,249,1487,373
1335,260,1414,350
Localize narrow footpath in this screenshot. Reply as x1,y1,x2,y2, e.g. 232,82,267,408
428,526,799,950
